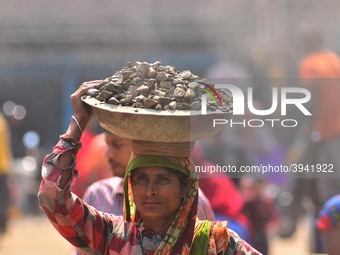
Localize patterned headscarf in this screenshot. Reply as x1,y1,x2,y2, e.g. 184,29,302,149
317,194,340,231
123,154,229,255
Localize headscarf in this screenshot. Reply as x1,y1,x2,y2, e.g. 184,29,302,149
317,194,340,231
123,154,229,255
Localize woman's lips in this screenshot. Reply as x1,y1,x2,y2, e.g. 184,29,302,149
142,202,162,205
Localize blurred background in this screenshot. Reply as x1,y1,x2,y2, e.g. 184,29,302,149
1,0,340,254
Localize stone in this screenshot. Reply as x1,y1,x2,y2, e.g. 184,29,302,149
135,95,146,102
173,87,185,98
188,82,199,89
134,102,144,108
165,87,175,98
181,70,192,80
169,101,177,110
120,94,133,105
87,88,99,97
136,85,150,94
152,95,160,101
109,74,123,84
134,76,143,86
147,67,157,79
164,65,175,73
147,79,156,87
152,61,161,66
184,89,196,102
177,102,190,110
172,78,182,84
105,82,116,92
159,97,172,106
110,83,124,94
97,90,113,101
108,97,120,105
143,98,158,108
156,72,168,82
136,62,151,79
122,71,134,80
128,85,137,92
122,81,132,90
190,101,201,110
154,90,166,97
160,81,172,90
189,75,200,82
155,104,163,110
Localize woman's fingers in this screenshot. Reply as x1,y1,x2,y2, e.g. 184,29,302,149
70,80,104,121
73,80,103,99
77,80,103,94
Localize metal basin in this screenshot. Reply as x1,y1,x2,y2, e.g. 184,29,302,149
82,96,231,142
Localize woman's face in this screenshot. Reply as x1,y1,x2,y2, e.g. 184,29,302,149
131,166,188,220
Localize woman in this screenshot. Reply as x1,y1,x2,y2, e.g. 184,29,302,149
38,81,261,254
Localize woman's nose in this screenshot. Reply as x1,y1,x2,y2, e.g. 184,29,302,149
144,182,157,196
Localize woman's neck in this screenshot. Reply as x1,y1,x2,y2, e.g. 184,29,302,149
141,214,176,235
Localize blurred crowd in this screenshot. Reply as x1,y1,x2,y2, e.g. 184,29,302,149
1,28,340,255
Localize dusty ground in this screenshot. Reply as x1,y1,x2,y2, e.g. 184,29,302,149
0,215,311,255
0,216,73,255
269,218,312,255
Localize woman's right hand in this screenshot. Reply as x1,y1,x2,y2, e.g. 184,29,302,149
66,80,103,140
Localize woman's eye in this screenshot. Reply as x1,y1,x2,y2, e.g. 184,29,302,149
135,176,148,183
113,143,123,149
157,177,170,183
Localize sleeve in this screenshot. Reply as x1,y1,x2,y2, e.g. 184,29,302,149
225,229,262,255
37,136,121,254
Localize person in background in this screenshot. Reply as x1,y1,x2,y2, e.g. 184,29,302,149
71,132,112,197
192,143,251,243
316,194,340,255
239,176,278,255
283,27,340,253
0,112,13,235
71,117,108,197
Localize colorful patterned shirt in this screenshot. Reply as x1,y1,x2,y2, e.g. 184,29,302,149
38,137,261,255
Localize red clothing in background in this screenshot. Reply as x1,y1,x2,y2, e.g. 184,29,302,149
299,50,340,140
